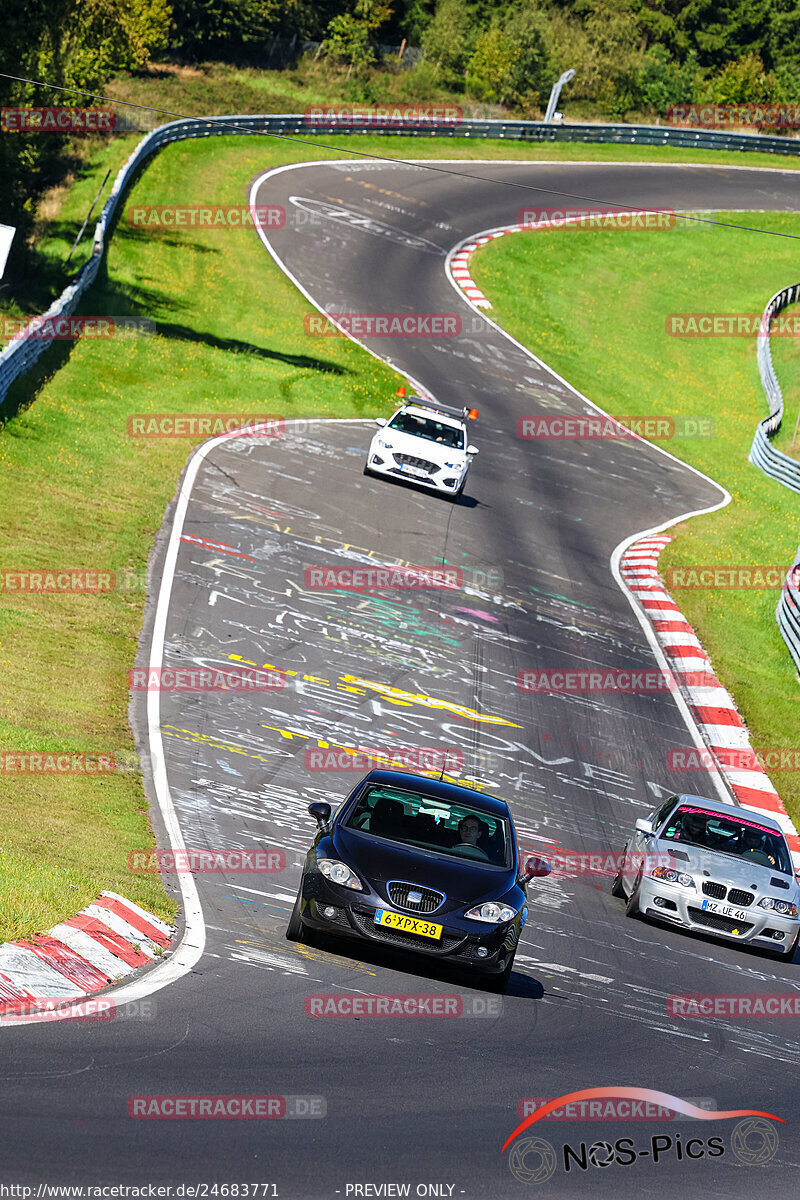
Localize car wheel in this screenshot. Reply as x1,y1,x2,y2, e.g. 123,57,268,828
363,465,373,478
485,952,515,994
285,888,306,942
625,870,643,919
611,868,626,899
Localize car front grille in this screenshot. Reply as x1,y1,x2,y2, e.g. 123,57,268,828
352,910,462,953
393,453,438,474
689,907,753,935
387,881,444,913
700,881,755,907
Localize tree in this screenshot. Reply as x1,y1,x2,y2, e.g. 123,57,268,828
421,0,472,85
325,0,393,74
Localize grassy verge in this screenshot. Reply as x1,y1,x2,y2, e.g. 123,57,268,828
470,214,800,823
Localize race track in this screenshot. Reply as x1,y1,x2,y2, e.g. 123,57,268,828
4,159,800,1196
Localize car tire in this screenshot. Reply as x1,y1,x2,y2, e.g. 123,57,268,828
285,888,306,942
485,952,515,994
611,868,627,898
363,465,373,478
625,871,643,919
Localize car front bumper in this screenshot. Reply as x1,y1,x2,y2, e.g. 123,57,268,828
637,876,799,953
366,453,467,495
300,874,518,975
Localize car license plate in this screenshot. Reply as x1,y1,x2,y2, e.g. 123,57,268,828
701,899,748,921
374,910,442,940
400,464,427,478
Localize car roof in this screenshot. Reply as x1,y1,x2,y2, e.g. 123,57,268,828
357,768,511,818
672,793,784,834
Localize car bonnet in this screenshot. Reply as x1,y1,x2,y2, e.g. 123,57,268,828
657,838,798,896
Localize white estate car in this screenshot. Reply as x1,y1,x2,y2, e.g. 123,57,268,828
364,395,479,499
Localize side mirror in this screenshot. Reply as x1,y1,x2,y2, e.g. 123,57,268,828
308,801,332,830
466,445,479,455
635,817,655,835
375,417,387,427
520,855,551,883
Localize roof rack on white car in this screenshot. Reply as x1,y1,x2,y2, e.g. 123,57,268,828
404,394,479,422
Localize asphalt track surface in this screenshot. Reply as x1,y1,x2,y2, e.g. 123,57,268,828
5,161,800,1196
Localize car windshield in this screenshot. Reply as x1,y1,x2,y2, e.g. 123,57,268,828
388,412,465,449
346,784,510,866
660,806,793,875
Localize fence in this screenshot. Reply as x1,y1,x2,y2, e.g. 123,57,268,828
777,551,800,679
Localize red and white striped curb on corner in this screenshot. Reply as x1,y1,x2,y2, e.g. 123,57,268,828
0,890,173,1017
621,535,800,869
450,233,510,309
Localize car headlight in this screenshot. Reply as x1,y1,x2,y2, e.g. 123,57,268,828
443,460,463,469
465,901,519,924
317,858,363,891
379,439,397,451
758,897,798,917
650,867,694,888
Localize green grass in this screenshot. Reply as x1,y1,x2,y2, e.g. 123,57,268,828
470,215,800,823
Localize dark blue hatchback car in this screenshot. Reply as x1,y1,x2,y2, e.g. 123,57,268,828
286,769,550,990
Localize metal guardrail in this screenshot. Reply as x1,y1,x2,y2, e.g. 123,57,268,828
749,281,800,496
777,551,800,679
3,112,800,413
747,284,800,676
